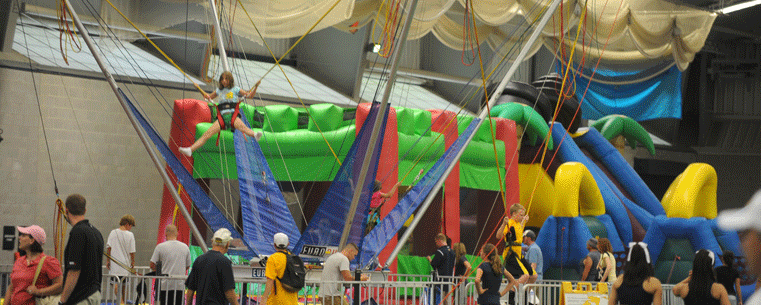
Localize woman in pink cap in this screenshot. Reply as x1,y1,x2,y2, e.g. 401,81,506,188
3,225,63,305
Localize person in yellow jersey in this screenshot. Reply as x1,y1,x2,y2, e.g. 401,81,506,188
497,204,529,259
496,203,536,298
262,233,298,305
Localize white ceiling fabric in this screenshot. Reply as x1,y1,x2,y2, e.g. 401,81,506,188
138,0,715,70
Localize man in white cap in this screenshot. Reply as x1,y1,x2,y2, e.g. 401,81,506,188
185,228,238,305
262,233,297,305
717,190,761,305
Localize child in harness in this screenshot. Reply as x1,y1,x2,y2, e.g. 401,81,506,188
180,71,263,157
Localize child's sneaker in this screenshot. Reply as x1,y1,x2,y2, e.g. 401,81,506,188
178,147,192,157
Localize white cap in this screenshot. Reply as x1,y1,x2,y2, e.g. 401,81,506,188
213,228,233,244
717,189,761,232
274,233,289,249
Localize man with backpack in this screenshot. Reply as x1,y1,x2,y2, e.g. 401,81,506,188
185,228,238,305
262,233,304,305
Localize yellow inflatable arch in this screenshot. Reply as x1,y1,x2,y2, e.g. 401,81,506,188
662,163,717,219
553,162,606,217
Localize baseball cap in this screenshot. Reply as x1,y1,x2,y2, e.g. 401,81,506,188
523,230,536,240
587,238,598,249
18,225,46,245
717,189,761,232
212,228,233,244
274,233,289,249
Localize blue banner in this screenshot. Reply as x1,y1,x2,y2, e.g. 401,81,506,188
566,64,682,121
235,115,301,256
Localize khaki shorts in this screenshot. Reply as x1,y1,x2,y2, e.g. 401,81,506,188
322,295,349,305
75,291,102,305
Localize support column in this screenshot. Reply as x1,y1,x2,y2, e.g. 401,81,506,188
0,0,20,53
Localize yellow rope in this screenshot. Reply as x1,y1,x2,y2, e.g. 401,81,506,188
236,0,344,165
468,0,508,209
172,184,184,225
101,0,209,96
253,0,346,81
526,1,588,214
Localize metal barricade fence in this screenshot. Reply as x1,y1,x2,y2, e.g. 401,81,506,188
516,281,685,305
0,265,688,305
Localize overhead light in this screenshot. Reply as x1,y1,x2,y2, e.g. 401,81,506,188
718,0,761,14
372,44,382,53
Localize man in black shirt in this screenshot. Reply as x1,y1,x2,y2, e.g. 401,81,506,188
60,194,105,305
428,233,454,305
185,228,239,305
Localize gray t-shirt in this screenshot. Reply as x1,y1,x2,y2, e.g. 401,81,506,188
320,252,350,297
581,250,601,281
150,240,191,290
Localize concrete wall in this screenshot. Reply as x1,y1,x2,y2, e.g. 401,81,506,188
0,66,188,267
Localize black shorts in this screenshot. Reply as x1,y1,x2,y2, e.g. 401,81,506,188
504,252,534,277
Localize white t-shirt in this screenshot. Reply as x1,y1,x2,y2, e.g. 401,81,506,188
320,252,350,297
107,228,136,276
150,239,191,290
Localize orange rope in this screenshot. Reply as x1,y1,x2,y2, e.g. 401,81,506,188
54,199,67,263
469,0,508,209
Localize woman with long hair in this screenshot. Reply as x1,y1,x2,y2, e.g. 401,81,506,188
715,250,743,305
3,226,63,305
608,242,662,305
673,249,730,305
452,242,472,305
475,243,516,305
598,238,617,283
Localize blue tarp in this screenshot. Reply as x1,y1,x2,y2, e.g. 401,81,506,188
120,89,255,257
235,115,301,256
359,118,482,268
294,103,388,256
564,64,682,121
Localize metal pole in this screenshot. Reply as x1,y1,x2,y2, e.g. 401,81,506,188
338,0,421,250
383,0,563,267
63,0,208,252
208,0,230,72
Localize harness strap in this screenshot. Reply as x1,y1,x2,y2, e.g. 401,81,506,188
214,102,242,146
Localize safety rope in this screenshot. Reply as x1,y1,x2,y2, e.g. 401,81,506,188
101,0,209,96
56,0,82,65
235,0,345,165
18,12,68,263
525,0,589,214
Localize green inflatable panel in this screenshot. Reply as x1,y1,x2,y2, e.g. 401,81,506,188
654,238,694,284
189,103,514,191
581,216,608,239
